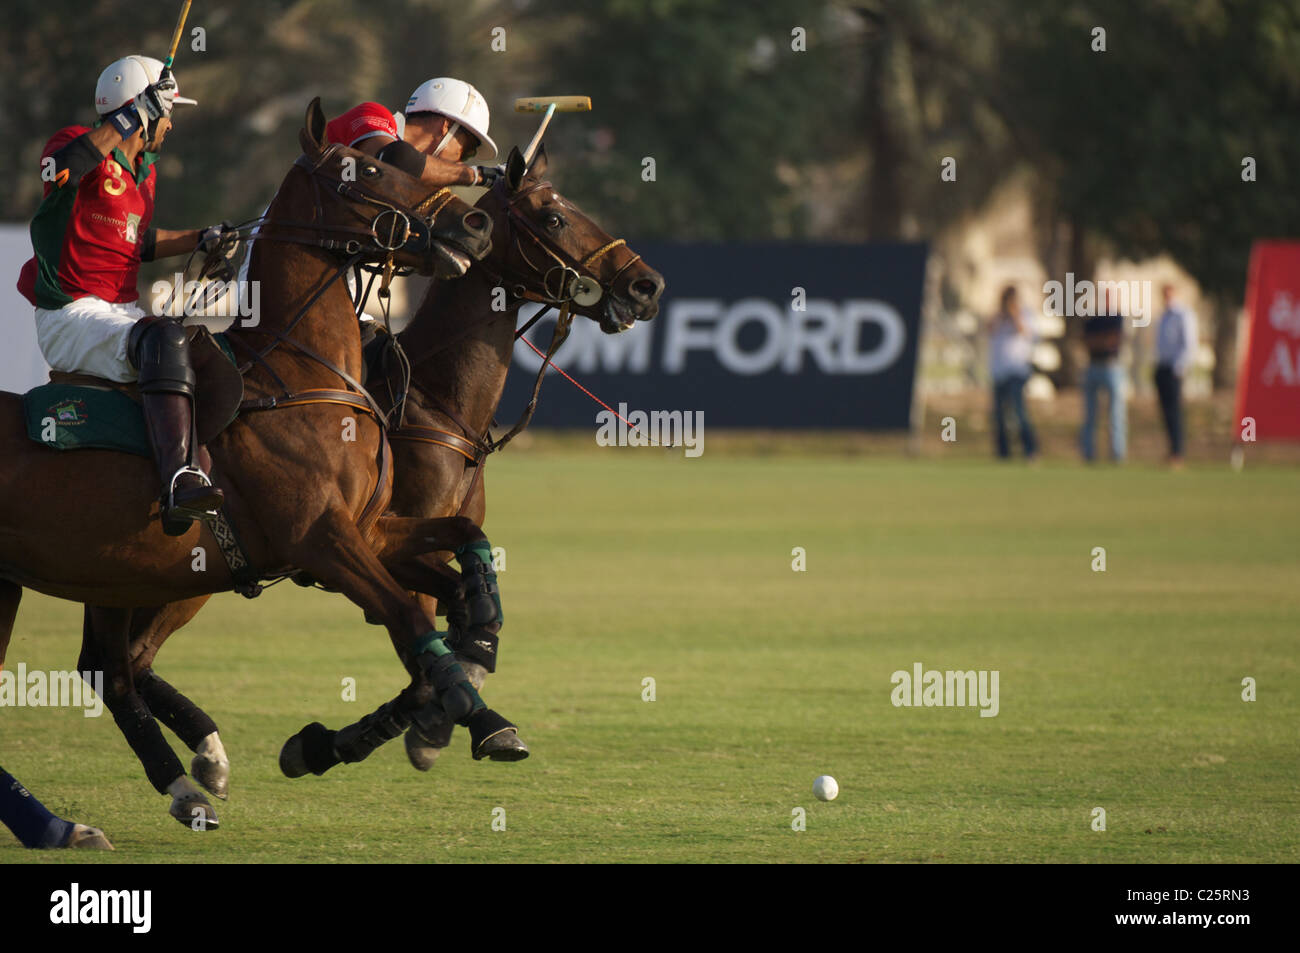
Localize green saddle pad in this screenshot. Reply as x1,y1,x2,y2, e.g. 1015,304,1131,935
21,332,241,458
23,384,151,457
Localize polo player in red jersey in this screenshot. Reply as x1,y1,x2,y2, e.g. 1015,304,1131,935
17,55,233,536
326,77,501,187
236,77,501,320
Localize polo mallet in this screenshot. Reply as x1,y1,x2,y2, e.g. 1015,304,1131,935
515,96,591,167
514,97,601,304
160,0,194,81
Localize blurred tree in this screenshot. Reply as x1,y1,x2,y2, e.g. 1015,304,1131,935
995,0,1300,390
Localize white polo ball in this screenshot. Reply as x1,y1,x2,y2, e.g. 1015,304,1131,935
813,775,838,801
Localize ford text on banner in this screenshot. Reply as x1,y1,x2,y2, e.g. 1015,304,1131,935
1236,241,1300,443
500,242,928,429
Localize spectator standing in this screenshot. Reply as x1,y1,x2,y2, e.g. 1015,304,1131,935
1080,289,1127,462
1154,284,1199,468
989,286,1038,460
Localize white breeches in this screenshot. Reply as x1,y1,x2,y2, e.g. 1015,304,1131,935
33,296,146,383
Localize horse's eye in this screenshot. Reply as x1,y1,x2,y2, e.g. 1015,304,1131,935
545,213,563,230
361,164,380,178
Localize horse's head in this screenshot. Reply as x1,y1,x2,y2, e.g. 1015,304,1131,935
476,144,664,333
268,97,492,278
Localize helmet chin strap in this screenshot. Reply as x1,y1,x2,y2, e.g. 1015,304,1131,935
432,120,461,158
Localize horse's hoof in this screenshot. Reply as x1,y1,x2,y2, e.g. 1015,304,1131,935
192,736,230,800
466,708,529,761
481,729,530,762
169,790,219,831
66,824,114,850
192,754,229,800
279,733,310,779
280,722,339,778
404,721,454,772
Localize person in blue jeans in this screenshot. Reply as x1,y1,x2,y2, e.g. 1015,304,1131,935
1,765,113,849
989,286,1038,460
1079,289,1127,462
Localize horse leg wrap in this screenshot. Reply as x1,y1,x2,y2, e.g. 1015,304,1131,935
332,697,412,764
452,540,502,673
445,623,499,673
413,632,486,724
137,668,219,751
111,693,186,794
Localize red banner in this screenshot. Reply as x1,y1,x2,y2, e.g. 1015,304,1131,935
1236,242,1300,442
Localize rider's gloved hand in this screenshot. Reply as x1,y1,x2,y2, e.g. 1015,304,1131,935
134,76,177,124
197,221,234,254
197,222,240,282
472,164,506,187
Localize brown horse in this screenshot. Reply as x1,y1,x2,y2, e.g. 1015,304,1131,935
0,100,524,828
72,142,665,810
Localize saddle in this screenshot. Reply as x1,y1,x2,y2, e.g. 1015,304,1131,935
23,326,244,456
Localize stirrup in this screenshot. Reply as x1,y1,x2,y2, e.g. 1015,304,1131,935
167,466,221,519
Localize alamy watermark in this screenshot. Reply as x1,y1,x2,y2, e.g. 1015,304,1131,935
890,662,999,717
1042,273,1153,327
0,665,103,717
150,273,260,326
595,404,704,457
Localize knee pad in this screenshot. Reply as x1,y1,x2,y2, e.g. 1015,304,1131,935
131,318,196,397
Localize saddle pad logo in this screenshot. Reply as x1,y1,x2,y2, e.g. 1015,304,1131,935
51,399,87,426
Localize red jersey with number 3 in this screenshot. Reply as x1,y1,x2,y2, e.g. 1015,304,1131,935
325,102,399,148
19,125,157,309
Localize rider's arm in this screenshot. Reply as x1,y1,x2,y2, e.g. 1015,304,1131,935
46,125,129,190
357,135,477,188
148,230,202,260
48,81,173,190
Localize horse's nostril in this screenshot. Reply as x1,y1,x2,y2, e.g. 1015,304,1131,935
630,277,663,302
463,210,490,235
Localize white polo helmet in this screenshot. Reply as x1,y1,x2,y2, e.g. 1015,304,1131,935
95,55,197,115
405,77,496,161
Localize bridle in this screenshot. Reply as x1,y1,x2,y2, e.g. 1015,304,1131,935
490,178,643,314
383,175,648,514
254,145,454,267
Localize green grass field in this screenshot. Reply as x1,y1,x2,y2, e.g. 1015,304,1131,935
3,451,1297,863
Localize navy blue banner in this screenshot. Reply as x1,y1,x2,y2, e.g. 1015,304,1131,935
497,242,927,429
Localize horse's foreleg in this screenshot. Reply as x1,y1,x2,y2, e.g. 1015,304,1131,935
82,606,219,830
278,511,525,772
370,516,502,674
403,479,491,771
125,598,229,799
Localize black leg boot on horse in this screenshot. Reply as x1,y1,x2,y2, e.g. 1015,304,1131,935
404,540,505,768
128,317,224,535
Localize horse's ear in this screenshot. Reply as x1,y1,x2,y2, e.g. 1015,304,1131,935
524,142,548,181
300,97,327,155
505,146,527,192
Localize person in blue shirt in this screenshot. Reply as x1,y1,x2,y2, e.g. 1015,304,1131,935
1153,284,1199,468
